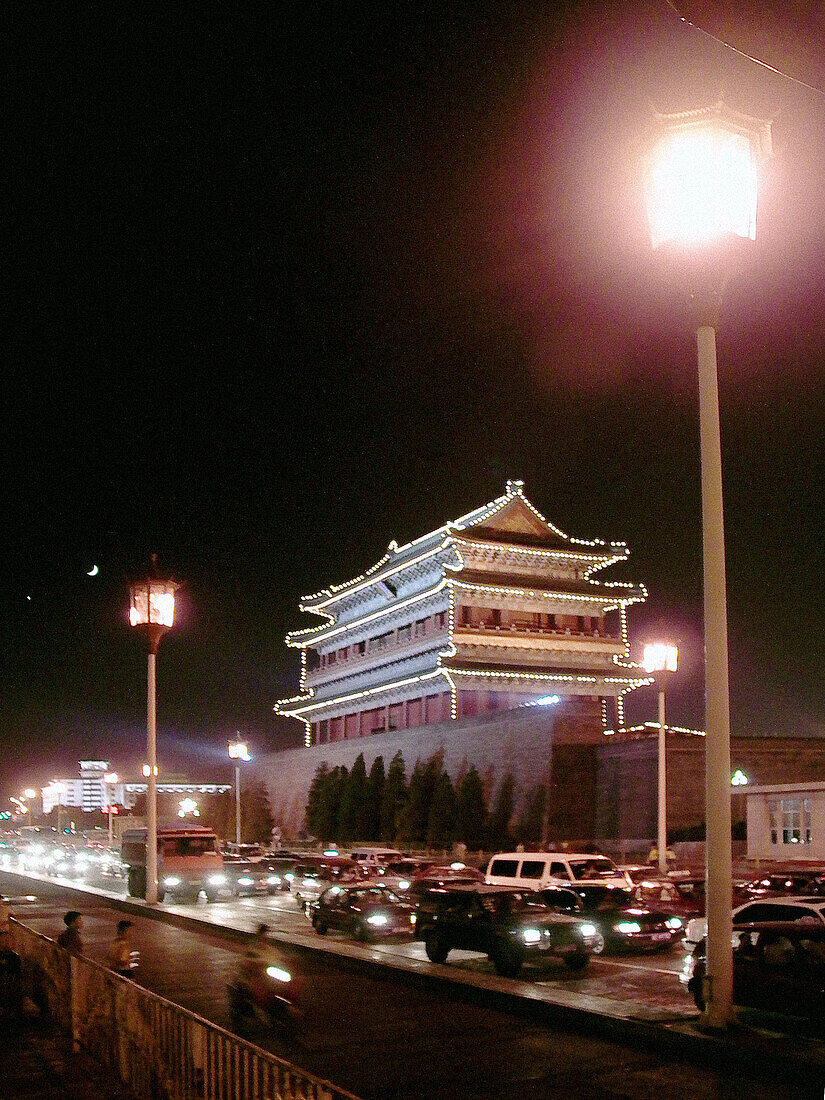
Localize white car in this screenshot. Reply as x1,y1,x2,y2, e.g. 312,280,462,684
683,896,825,950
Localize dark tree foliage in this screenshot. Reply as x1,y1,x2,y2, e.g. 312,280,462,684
242,779,275,844
454,765,486,849
306,763,348,842
337,753,367,844
305,763,331,839
514,783,547,847
486,772,516,850
426,770,456,849
365,755,385,841
380,751,407,842
397,751,443,844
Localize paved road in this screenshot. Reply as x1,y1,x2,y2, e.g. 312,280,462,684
4,873,822,1100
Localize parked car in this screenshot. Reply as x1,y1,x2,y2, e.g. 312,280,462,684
681,921,825,1028
486,851,628,891
223,858,284,897
292,857,360,912
261,855,300,892
542,884,684,954
740,871,825,899
415,883,599,977
620,869,706,919
406,865,486,900
310,883,417,940
683,896,825,951
374,857,438,892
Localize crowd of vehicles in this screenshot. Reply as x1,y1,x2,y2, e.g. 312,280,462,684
6,825,825,1028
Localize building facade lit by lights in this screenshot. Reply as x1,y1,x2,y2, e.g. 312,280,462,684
276,481,650,747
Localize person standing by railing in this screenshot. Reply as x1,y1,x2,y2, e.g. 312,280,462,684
107,920,135,977
57,911,83,953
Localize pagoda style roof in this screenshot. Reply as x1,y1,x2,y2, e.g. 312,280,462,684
297,481,631,614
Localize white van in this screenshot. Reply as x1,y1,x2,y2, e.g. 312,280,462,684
347,846,403,874
485,851,628,891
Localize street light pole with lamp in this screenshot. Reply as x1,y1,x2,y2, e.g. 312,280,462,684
642,643,678,876
129,555,180,905
104,772,119,848
228,740,251,848
643,103,772,1029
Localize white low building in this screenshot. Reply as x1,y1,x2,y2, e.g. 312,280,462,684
745,782,824,862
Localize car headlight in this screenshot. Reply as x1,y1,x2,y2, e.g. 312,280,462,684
615,921,641,934
266,966,291,983
579,923,597,938
398,879,411,891
267,875,281,885
367,913,388,926
164,876,181,887
238,877,254,886
667,917,683,931
208,874,227,886
522,928,542,944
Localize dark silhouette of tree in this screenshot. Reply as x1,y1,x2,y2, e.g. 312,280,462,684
426,771,456,849
242,779,274,844
515,783,547,848
365,756,385,841
397,751,443,844
337,753,367,844
454,765,486,850
380,751,407,841
305,763,331,839
486,773,516,850
306,764,347,842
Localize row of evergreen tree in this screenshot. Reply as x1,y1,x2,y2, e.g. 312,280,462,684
305,750,548,851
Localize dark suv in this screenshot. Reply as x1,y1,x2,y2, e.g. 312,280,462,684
415,884,598,978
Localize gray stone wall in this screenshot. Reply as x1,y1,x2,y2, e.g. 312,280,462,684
258,706,562,836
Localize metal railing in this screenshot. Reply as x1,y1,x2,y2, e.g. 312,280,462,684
11,919,363,1100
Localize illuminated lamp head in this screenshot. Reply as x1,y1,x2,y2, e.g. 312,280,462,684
644,102,772,251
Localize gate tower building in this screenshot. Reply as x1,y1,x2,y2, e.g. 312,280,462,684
275,481,649,747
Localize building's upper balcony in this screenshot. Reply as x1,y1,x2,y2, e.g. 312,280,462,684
304,619,449,691
453,619,625,655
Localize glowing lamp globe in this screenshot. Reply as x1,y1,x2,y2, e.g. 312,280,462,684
129,555,179,651
228,741,251,762
643,643,678,675
644,103,772,250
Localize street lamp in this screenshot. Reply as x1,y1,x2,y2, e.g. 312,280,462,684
129,554,180,904
104,772,119,848
642,643,678,876
228,740,251,848
644,103,772,1029
52,781,67,835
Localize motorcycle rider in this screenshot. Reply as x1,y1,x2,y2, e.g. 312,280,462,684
231,922,301,1034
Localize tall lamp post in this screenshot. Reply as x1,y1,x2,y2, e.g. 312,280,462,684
644,103,772,1029
104,772,119,848
129,555,180,905
642,643,678,876
228,740,251,848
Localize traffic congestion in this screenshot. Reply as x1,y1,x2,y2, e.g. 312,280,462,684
4,823,825,1031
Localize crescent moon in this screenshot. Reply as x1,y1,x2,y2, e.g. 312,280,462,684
87,564,99,577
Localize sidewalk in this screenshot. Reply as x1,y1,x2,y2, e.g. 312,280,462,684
0,1013,134,1100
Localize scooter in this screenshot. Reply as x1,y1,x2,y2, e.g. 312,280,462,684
228,964,303,1039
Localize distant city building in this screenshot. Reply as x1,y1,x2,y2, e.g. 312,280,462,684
41,763,230,814
275,481,649,746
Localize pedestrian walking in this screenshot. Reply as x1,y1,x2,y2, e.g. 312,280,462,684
57,911,83,953
107,919,134,977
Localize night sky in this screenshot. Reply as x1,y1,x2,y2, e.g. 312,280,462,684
4,2,825,798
